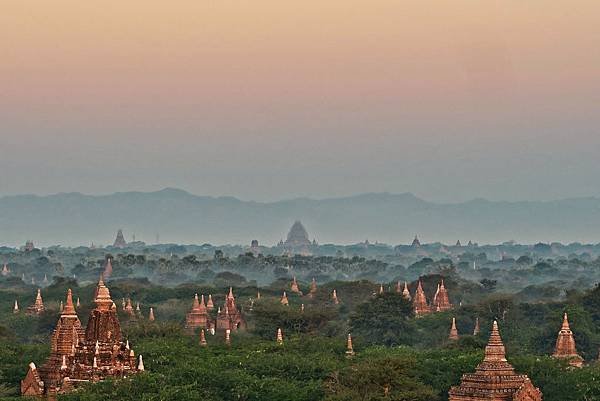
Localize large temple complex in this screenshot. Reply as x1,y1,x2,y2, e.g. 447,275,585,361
21,277,142,396
410,279,452,315
281,221,315,256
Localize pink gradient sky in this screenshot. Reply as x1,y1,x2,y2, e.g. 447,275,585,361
1,1,599,201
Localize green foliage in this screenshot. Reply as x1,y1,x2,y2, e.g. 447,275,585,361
349,293,415,346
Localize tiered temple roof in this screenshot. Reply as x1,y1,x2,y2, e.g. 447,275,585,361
413,281,430,315
290,277,302,294
216,288,245,331
27,289,45,315
433,280,452,311
448,321,542,401
185,294,209,334
552,313,584,368
22,278,141,396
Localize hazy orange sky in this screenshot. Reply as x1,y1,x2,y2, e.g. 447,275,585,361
1,1,599,201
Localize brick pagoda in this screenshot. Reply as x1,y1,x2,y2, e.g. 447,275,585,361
552,313,583,368
216,288,245,331
448,321,542,401
21,278,141,396
185,294,209,334
27,289,45,315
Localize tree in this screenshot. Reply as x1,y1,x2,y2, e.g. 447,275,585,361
349,293,415,346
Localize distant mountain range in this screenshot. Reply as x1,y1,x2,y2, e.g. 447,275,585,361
1,188,599,247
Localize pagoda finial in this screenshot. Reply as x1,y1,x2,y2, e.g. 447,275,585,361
207,294,214,309
276,328,283,345
200,294,206,308
199,329,207,347
62,288,76,315
561,313,570,330
228,287,234,299
346,333,355,357
483,320,507,362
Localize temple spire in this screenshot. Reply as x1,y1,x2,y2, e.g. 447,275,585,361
346,334,355,357
199,329,207,347
402,282,411,300
276,328,283,345
280,291,289,306
94,275,113,310
553,313,583,367
332,289,339,304
14,299,19,313
413,280,429,315
291,277,300,293
137,355,144,371
207,294,214,310
62,289,76,316
449,318,459,340
379,284,384,294
473,317,480,336
483,320,507,362
148,307,155,321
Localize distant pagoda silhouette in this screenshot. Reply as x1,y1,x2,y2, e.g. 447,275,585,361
113,229,127,248
283,221,313,255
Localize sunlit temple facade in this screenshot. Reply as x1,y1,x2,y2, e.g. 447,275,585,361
449,321,542,401
21,278,142,396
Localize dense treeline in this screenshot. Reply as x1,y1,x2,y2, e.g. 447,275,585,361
3,247,600,399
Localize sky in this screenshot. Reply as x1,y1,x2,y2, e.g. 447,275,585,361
1,1,599,203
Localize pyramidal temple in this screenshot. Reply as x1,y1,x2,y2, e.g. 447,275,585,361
448,321,542,401
21,277,141,396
